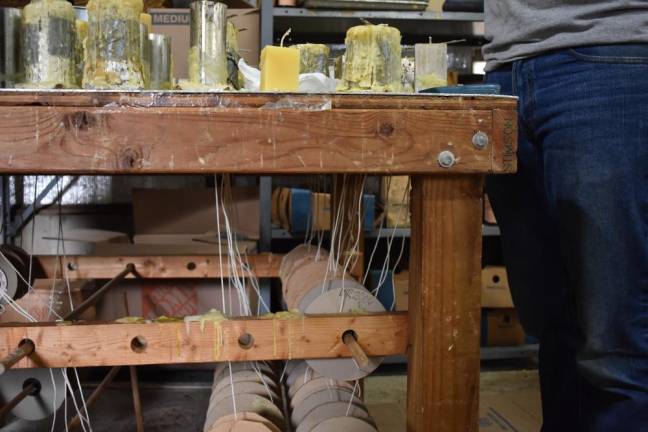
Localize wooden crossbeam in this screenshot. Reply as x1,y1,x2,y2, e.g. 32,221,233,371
0,91,517,175
0,313,407,369
35,254,283,280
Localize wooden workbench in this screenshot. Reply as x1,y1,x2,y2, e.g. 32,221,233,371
0,90,517,432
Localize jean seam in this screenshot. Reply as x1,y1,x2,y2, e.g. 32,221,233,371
568,49,648,64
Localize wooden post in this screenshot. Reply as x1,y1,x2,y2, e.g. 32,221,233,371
130,366,144,432
407,175,483,432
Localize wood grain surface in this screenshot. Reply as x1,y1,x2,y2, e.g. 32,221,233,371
0,312,407,368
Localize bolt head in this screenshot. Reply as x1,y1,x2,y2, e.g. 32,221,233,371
438,150,456,168
472,131,489,149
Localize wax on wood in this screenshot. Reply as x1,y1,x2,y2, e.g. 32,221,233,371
0,312,407,368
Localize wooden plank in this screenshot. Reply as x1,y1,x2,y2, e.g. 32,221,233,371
0,90,518,111
407,176,483,432
0,106,498,174
491,109,518,173
0,312,407,368
35,254,283,280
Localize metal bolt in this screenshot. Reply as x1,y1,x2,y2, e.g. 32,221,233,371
472,131,489,149
438,150,456,168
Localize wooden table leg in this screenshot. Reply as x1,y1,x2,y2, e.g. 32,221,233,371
407,175,483,431
130,366,144,432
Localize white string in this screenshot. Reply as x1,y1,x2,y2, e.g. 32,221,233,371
345,380,360,416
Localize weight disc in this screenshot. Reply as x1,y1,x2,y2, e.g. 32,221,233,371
0,368,65,420
305,287,384,381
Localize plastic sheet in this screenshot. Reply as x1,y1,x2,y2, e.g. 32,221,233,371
21,0,76,89
238,58,336,93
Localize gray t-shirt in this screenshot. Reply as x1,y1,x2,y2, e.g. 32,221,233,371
483,1,648,71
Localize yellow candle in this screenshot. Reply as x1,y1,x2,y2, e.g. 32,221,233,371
260,45,299,92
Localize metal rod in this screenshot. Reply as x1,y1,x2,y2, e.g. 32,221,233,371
130,366,144,432
0,380,39,419
63,263,135,321
0,340,35,375
342,331,370,369
68,366,121,431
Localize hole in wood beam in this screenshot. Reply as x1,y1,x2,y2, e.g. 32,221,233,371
342,329,358,341
130,336,147,353
67,262,78,271
238,333,254,350
18,338,34,348
186,262,196,271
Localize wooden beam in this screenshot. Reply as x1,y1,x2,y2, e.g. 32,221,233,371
0,93,517,175
35,254,282,280
0,312,407,368
407,176,483,432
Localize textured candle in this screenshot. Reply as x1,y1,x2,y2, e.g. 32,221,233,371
339,24,402,92
83,0,145,89
21,0,77,88
260,46,299,91
294,43,329,74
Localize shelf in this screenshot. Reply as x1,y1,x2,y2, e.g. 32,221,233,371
274,8,484,22
384,344,540,364
273,7,485,40
274,225,499,239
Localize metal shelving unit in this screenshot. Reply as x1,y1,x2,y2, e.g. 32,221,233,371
273,7,483,21
273,225,499,239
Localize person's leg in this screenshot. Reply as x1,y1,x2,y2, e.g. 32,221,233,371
485,67,581,431
530,45,648,431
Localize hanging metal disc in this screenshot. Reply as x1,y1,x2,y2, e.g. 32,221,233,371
0,368,65,420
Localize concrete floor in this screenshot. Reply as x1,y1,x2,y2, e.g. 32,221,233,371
1,369,541,432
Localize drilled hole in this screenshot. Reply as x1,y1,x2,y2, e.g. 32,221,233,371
18,338,34,348
67,262,78,271
22,378,41,396
238,333,254,350
342,329,358,341
130,336,147,353
492,275,500,284
186,262,196,271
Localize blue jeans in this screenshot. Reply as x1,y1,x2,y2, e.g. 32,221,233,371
485,45,648,432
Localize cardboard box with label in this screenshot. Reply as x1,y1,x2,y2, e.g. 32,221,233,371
150,8,260,80
481,308,526,347
482,266,513,308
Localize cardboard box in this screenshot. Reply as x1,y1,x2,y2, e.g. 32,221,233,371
484,193,497,225
481,308,525,347
381,176,411,228
481,266,513,308
394,270,409,311
132,187,259,242
95,280,245,320
150,8,260,79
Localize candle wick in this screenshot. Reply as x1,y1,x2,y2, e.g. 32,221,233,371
280,28,291,47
